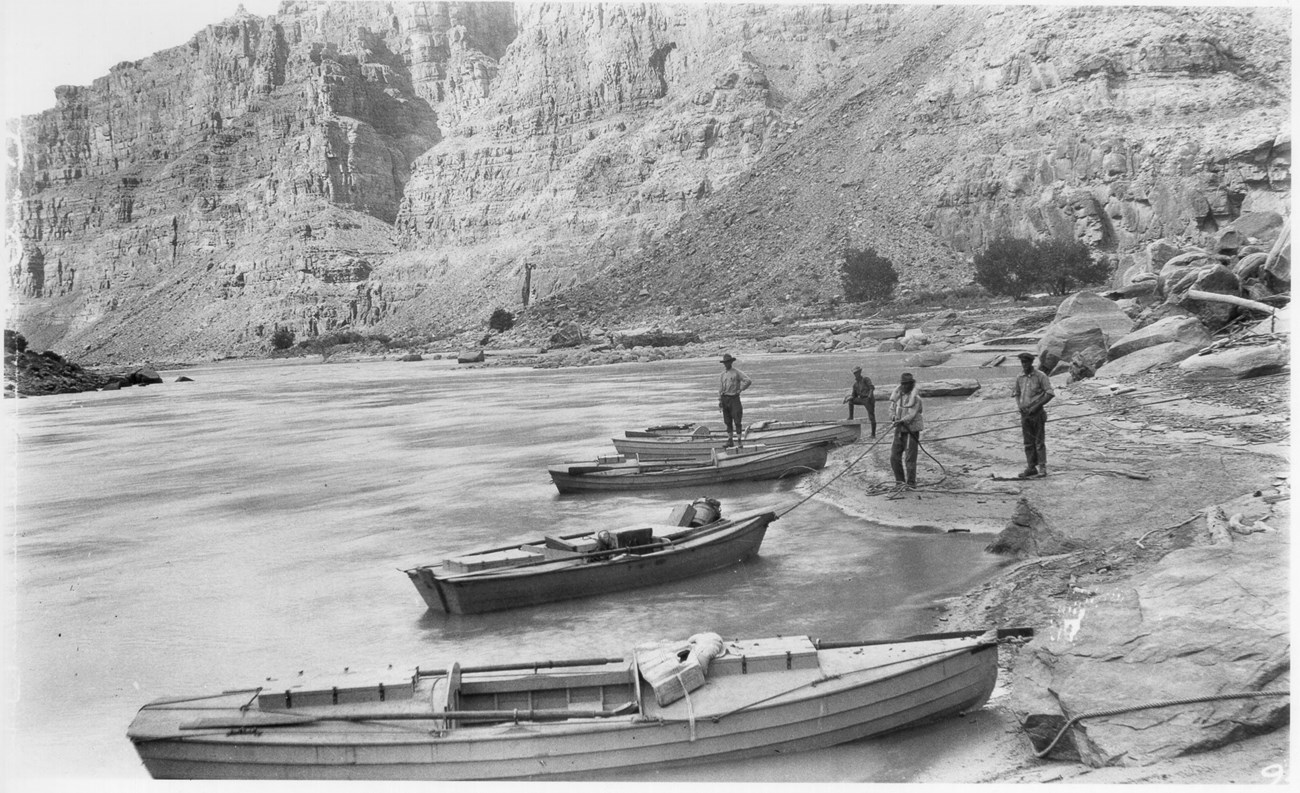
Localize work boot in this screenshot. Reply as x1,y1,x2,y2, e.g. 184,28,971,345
1017,467,1037,479
1037,465,1047,478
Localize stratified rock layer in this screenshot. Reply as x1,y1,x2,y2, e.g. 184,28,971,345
6,3,1291,364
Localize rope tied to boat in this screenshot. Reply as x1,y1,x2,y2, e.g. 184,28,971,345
775,393,1216,517
1032,689,1290,758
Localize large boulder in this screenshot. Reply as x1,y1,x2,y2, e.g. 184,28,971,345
124,368,163,386
1262,219,1291,288
1178,343,1289,379
1095,342,1203,378
860,324,907,340
985,499,1082,558
1108,316,1213,360
917,379,980,397
1167,264,1243,331
1010,502,1287,767
1217,211,1286,249
1037,311,1130,373
902,350,951,368
456,349,485,363
1156,250,1225,296
549,322,585,348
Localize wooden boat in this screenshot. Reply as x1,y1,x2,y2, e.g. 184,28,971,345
548,442,829,493
403,500,775,614
615,420,860,460
126,627,1028,780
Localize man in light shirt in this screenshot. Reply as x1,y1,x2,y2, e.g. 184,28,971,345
1013,352,1055,478
889,372,923,488
718,353,752,448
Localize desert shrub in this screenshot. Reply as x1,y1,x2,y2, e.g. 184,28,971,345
973,236,1040,299
975,236,1108,298
4,329,27,353
270,327,295,350
1037,238,1112,295
840,247,899,303
488,308,516,332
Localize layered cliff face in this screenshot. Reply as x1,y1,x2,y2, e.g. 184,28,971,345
5,3,1290,363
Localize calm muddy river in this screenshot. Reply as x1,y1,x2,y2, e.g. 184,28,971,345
8,351,1016,782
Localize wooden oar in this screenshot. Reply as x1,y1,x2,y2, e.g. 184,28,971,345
182,702,639,730
814,626,1034,650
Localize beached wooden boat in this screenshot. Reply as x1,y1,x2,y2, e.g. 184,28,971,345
548,443,829,493
403,501,775,614
615,420,860,459
126,627,1025,780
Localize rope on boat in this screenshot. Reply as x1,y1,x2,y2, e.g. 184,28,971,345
1031,690,1290,758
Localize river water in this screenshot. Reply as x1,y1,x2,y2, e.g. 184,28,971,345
7,351,1016,783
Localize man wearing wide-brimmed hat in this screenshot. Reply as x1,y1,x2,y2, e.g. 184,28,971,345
718,353,752,448
843,365,876,437
889,372,924,488
1013,351,1054,478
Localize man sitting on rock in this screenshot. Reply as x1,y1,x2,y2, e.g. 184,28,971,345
1013,352,1055,479
844,365,877,437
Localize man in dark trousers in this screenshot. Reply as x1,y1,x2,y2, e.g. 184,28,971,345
888,372,923,488
844,365,877,437
1013,351,1055,478
717,353,752,448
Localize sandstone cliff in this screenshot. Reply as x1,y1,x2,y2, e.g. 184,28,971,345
5,3,1290,364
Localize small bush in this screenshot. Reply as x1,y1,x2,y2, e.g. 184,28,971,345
1037,238,1111,295
488,308,516,332
4,329,28,353
974,236,1041,299
840,247,899,303
270,327,295,350
974,236,1110,298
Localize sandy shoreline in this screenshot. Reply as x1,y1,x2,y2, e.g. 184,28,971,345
804,362,1290,783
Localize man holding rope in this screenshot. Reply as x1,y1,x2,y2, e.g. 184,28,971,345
889,372,924,489
1013,351,1054,479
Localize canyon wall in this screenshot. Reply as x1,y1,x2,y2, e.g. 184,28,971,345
5,3,1290,363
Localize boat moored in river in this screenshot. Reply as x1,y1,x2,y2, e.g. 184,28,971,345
126,628,1022,780
548,442,829,493
403,499,774,614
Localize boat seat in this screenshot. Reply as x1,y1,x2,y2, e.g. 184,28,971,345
543,536,580,553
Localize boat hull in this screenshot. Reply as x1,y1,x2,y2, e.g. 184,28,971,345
128,634,1001,780
406,513,774,614
616,422,860,459
549,443,828,493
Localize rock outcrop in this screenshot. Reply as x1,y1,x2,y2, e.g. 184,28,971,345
6,3,1291,364
1011,493,1289,767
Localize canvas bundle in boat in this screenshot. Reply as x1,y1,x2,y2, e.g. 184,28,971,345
637,632,725,706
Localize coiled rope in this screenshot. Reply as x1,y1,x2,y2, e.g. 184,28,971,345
1032,690,1289,758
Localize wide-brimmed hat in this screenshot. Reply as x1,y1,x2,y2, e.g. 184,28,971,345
900,372,915,383
852,365,862,373
1017,352,1036,362
720,353,736,363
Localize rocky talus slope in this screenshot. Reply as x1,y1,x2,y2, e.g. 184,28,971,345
6,3,1290,364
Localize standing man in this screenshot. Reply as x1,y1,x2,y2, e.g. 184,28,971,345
1013,352,1054,478
718,353,752,448
844,365,877,437
889,372,924,488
